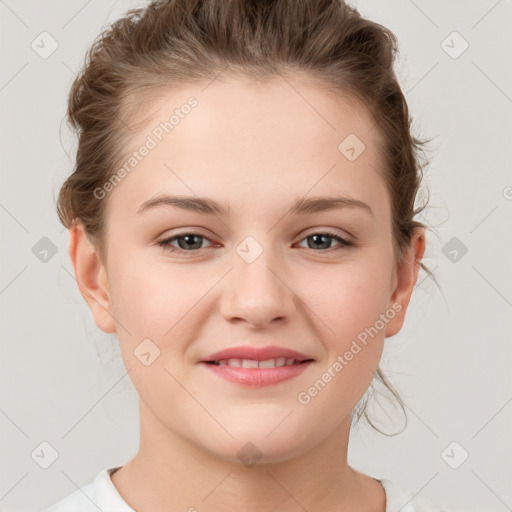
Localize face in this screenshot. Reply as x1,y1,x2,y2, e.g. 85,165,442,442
71,74,425,464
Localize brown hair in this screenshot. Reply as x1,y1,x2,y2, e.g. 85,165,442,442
56,0,439,435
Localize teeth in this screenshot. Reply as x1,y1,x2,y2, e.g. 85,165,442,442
241,359,259,368
215,357,300,368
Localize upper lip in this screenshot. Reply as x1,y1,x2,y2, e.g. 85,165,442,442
201,345,314,363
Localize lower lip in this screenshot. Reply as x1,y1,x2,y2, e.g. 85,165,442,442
200,361,313,387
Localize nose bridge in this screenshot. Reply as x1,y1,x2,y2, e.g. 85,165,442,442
220,234,294,326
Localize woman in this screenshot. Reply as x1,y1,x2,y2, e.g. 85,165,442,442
46,0,445,510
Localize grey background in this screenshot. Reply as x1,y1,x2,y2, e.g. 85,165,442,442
1,1,511,511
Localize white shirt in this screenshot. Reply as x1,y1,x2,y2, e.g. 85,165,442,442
44,466,447,512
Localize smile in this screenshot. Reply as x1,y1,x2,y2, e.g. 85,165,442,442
207,357,306,368
201,359,314,387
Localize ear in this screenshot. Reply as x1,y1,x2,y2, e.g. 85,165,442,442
68,222,117,334
384,228,426,338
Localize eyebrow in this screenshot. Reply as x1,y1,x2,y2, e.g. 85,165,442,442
137,194,373,217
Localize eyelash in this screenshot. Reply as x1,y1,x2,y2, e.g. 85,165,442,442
156,230,354,255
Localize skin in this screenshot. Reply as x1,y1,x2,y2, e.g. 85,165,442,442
69,73,425,511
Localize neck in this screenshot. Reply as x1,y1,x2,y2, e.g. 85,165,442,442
111,400,385,512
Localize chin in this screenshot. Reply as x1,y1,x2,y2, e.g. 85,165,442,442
199,426,309,467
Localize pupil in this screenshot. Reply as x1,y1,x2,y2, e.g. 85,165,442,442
310,234,330,249
179,234,202,250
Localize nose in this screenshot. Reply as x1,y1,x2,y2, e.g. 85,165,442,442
219,243,295,329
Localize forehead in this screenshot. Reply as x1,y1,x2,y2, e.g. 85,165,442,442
121,72,382,158
107,74,388,219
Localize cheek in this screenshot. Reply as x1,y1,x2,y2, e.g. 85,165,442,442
108,254,203,336
295,269,389,420
303,259,392,342
299,258,392,397
107,260,195,405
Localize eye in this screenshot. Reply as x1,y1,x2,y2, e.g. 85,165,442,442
157,231,214,255
157,230,354,255
296,231,354,251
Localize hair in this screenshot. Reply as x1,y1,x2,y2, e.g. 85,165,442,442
55,0,440,435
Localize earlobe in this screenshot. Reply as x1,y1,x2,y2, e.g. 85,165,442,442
384,228,426,338
68,223,117,334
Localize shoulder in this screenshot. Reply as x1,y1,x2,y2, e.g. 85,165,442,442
44,466,134,512
379,478,448,512
44,480,98,512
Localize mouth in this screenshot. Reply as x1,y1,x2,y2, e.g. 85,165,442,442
200,344,314,365
199,345,315,387
203,357,314,368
